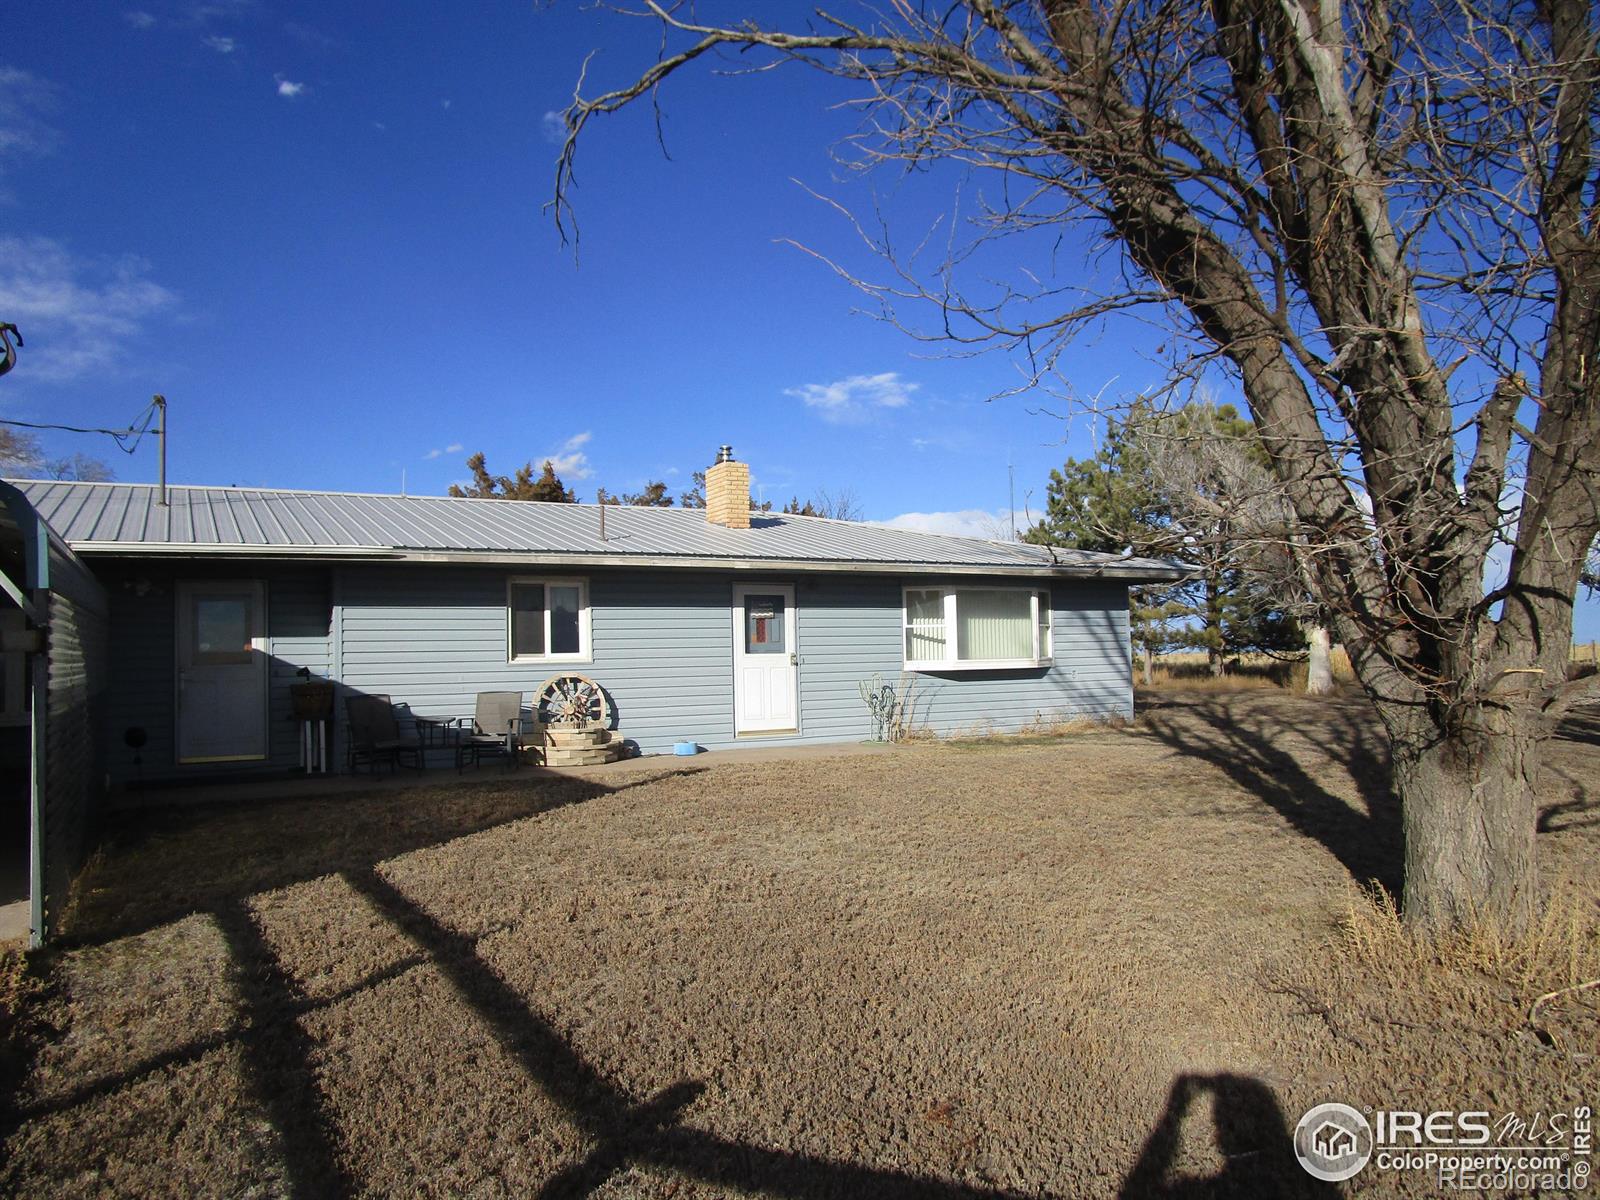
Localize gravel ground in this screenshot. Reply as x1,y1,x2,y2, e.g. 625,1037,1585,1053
2,690,1595,1198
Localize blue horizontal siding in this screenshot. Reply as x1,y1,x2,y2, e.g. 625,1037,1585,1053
98,565,332,783
93,561,1132,782
336,566,1131,756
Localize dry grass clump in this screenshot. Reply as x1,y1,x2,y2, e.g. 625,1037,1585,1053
1337,879,1600,994
946,713,1136,745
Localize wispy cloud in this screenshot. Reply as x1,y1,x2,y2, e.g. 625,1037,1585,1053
283,21,337,51
275,76,305,98
0,236,177,383
187,0,254,24
785,371,918,424
203,34,237,52
884,509,1023,542
0,68,62,190
441,98,452,111
541,110,566,144
124,10,157,28
908,428,975,453
544,431,593,479
422,442,464,461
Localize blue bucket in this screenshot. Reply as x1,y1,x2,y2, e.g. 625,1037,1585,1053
673,740,699,756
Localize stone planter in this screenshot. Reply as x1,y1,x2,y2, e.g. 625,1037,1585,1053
542,723,625,766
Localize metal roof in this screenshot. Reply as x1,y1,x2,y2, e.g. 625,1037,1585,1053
8,480,1186,581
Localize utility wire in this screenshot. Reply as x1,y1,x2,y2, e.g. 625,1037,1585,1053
0,398,160,454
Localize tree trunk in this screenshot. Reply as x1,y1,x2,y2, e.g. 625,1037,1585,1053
1205,573,1225,677
1304,625,1334,695
1389,705,1541,934
1142,644,1154,687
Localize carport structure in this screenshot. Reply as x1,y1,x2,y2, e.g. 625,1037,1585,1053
0,481,109,947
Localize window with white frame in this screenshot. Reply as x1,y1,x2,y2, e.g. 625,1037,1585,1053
903,585,1052,670
508,578,591,662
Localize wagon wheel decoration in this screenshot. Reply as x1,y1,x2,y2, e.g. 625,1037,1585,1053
535,672,610,728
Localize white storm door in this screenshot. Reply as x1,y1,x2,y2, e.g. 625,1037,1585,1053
732,584,797,734
176,580,269,763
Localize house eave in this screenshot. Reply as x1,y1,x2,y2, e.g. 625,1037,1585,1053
67,540,1189,582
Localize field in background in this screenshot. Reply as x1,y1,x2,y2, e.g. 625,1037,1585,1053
1140,647,1356,692
1148,642,1600,693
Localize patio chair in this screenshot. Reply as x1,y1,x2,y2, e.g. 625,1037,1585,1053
455,691,545,770
345,694,425,774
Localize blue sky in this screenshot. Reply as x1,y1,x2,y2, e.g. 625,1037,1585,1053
3,2,1596,639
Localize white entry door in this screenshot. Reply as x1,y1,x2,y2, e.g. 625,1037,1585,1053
732,584,797,734
176,580,268,763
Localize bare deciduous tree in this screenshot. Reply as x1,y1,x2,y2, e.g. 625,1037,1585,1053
555,0,1600,934
810,486,865,521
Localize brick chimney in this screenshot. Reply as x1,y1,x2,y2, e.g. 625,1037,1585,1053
705,445,751,529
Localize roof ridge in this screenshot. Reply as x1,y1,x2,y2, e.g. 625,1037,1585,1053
2,477,622,510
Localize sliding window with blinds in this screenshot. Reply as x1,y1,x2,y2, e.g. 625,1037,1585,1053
903,586,1052,670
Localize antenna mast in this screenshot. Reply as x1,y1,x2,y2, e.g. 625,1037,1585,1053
1008,461,1016,541
154,395,168,507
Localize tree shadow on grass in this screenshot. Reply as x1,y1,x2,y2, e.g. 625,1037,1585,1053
17,767,1049,1198
1553,703,1600,747
61,768,710,948
347,866,1028,1200
1539,764,1599,833
1119,1073,1334,1199
1138,692,1401,893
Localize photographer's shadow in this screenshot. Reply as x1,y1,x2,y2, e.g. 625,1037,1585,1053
1120,1073,1337,1198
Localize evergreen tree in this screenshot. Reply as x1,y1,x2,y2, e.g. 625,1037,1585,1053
1027,402,1299,675
623,481,672,506
679,469,771,511
448,453,576,502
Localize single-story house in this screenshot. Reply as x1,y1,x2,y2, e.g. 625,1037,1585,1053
7,449,1182,789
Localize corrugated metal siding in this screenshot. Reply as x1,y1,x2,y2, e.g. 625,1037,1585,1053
336,566,1132,755
40,546,109,938
99,564,333,783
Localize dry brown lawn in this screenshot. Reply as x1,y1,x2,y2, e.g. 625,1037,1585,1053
2,690,1596,1199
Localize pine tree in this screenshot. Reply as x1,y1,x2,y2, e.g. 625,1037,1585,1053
1027,402,1298,675
448,453,576,502
679,472,706,509
679,469,772,511
623,481,672,506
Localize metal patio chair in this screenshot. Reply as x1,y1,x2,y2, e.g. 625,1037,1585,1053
454,691,545,770
344,693,426,773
